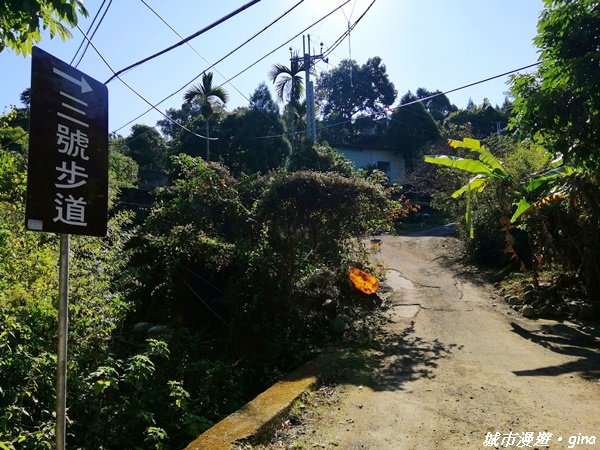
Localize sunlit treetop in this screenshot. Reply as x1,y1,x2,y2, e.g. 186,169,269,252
0,0,88,56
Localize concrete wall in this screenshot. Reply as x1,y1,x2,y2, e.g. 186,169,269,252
335,146,406,185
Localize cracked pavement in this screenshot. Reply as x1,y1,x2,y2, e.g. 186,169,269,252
269,232,600,449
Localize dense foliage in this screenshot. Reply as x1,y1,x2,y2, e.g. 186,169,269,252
0,0,87,55
511,0,599,172
316,57,396,144
426,0,600,310
0,90,400,447
387,92,441,171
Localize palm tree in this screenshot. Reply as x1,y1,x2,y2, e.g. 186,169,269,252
268,51,305,106
184,72,229,161
269,52,306,147
288,100,307,149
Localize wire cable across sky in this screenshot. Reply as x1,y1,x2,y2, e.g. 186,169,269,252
69,0,108,66
73,0,113,68
76,26,216,141
105,0,263,84
112,0,305,133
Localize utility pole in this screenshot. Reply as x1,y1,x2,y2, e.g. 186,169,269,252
291,35,327,142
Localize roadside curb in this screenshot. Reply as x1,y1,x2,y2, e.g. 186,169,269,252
184,357,323,450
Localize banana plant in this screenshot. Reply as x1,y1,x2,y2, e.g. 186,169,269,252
425,138,514,237
425,138,575,235
510,155,575,223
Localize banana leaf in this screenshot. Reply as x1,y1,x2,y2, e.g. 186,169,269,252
424,155,500,177
451,175,489,198
511,198,531,223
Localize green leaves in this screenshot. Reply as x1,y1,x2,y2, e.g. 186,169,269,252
425,138,514,237
0,0,88,56
510,198,531,223
510,0,600,172
184,72,229,119
426,138,508,179
269,52,306,104
424,155,499,178
447,138,508,176
451,175,490,199
523,165,574,193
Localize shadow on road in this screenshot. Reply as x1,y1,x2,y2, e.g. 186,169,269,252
510,322,600,380
319,322,461,392
372,322,461,390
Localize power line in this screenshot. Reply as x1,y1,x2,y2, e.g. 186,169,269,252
138,0,208,62
105,0,263,84
349,0,358,21
324,0,376,59
214,0,350,91
107,2,537,143
203,0,350,141
113,0,304,134
399,62,542,108
70,0,108,65
137,0,254,107
117,0,350,141
74,0,113,68
75,26,215,141
136,0,288,137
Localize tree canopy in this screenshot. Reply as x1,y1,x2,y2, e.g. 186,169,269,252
316,57,396,123
249,82,280,116
444,98,508,137
510,0,600,172
0,0,87,55
387,91,440,171
415,88,457,122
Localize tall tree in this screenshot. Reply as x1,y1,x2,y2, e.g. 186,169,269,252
316,57,396,144
125,125,168,170
212,84,290,174
184,72,229,161
249,82,280,116
415,88,457,122
124,124,169,191
217,108,291,174
269,52,306,149
317,57,396,123
510,0,600,172
387,92,440,172
0,0,87,55
509,0,600,300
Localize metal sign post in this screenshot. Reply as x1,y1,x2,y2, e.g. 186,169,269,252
56,234,69,450
25,46,108,449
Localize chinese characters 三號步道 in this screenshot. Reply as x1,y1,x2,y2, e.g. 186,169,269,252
52,81,92,227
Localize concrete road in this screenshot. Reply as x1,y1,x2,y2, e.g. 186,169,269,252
279,234,600,449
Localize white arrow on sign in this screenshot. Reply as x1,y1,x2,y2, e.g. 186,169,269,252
53,67,93,94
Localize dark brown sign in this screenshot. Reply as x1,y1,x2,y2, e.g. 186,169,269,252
25,46,108,237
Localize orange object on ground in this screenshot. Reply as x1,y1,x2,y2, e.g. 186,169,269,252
349,266,379,295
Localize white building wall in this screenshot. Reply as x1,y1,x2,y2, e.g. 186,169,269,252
336,147,406,184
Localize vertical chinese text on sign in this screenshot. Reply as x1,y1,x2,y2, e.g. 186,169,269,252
25,46,108,237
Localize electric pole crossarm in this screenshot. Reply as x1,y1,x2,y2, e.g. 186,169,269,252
290,34,327,142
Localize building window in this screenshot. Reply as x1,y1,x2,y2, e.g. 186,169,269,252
377,161,391,173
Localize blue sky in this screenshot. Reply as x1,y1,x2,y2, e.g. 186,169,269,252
0,0,544,135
